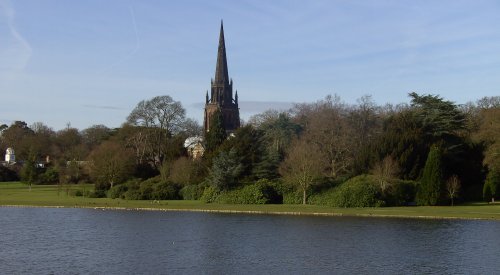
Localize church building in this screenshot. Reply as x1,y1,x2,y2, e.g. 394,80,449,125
203,22,240,134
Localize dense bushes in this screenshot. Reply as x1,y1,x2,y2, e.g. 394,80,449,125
108,177,181,200
201,180,282,204
180,184,206,200
309,175,417,207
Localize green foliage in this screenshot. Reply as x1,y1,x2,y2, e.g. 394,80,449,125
201,180,283,204
309,175,384,207
200,186,220,203
179,185,205,200
416,145,444,206
107,177,181,200
39,167,59,184
205,109,227,152
20,157,40,184
219,125,265,180
205,149,243,190
253,149,281,180
409,92,466,139
483,168,500,202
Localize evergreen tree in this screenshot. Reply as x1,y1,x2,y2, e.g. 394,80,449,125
205,109,227,153
483,168,499,203
416,145,444,205
205,149,243,190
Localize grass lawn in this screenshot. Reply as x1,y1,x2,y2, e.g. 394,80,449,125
1,182,499,220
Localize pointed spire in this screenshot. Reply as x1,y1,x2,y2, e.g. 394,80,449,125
214,20,229,85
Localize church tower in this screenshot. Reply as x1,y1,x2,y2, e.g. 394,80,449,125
204,21,240,133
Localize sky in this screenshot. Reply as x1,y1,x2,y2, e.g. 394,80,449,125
1,0,499,130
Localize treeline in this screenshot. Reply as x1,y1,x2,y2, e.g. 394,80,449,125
1,93,499,206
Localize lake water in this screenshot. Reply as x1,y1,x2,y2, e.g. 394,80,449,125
0,207,499,274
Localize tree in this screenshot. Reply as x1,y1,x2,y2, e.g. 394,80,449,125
416,145,444,206
483,169,499,203
0,121,35,160
446,175,461,206
204,109,227,153
127,95,186,166
20,155,38,191
81,124,112,148
88,141,135,190
409,92,466,140
474,108,500,172
250,110,301,155
371,155,400,195
280,138,326,205
205,149,243,191
302,95,354,178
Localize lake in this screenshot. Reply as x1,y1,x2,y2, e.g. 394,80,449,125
0,207,499,274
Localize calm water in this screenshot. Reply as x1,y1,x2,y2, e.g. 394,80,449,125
0,207,499,274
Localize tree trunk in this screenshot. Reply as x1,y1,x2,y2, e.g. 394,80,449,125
303,189,307,205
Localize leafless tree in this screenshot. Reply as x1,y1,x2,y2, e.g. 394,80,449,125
371,155,400,194
446,174,461,206
280,138,326,204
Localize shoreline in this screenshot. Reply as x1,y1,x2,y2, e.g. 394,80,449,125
2,204,499,221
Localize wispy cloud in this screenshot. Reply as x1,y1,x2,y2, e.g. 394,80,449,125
0,0,32,71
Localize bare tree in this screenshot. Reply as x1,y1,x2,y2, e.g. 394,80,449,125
296,95,354,178
280,138,326,204
446,175,461,206
371,155,400,194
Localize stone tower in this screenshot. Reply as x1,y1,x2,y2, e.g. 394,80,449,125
204,21,240,133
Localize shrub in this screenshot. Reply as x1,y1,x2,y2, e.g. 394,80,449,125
87,189,107,198
309,175,384,207
108,184,129,199
180,185,205,200
40,167,59,184
207,180,283,204
200,186,219,203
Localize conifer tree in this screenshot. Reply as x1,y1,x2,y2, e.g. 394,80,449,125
205,109,227,153
416,145,444,205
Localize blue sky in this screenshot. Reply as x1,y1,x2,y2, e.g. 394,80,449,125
1,0,499,130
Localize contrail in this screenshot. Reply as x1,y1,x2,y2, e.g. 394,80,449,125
98,5,140,74
0,0,32,71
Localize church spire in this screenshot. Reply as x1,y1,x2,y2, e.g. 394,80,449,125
214,20,229,85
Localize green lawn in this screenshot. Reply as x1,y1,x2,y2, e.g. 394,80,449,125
1,182,499,220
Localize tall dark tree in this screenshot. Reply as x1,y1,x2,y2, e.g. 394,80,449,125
416,145,444,206
204,109,227,153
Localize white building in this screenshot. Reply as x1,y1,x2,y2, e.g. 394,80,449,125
5,148,15,163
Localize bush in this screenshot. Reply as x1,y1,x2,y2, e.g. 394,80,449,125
86,189,107,198
204,180,283,204
309,175,384,207
200,186,219,203
40,167,59,184
108,177,181,200
180,185,205,200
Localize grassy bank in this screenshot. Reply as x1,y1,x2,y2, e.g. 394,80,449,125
1,182,499,220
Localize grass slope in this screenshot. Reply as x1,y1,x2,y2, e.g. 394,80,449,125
1,182,499,220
